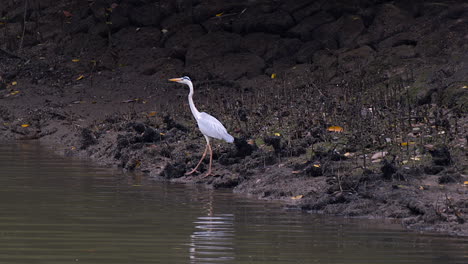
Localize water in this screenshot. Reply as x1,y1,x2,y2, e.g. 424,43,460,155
0,142,466,264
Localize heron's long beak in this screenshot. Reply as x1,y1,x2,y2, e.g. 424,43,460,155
168,78,182,82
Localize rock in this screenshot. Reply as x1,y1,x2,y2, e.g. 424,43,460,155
424,166,444,175
187,53,265,80
263,38,302,63
419,2,450,16
313,50,337,69
185,32,241,66
287,11,335,41
337,45,376,73
192,1,245,23
129,4,162,26
296,40,322,63
368,4,413,42
114,27,162,49
337,15,365,48
80,128,98,149
429,145,452,166
390,45,417,59
164,24,205,56
291,1,322,22
160,161,186,179
232,9,295,34
377,32,418,50
160,12,193,32
241,33,280,58
438,174,462,184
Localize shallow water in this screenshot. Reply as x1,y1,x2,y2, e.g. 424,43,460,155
0,142,466,264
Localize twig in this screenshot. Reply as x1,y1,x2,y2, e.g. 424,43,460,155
18,0,28,52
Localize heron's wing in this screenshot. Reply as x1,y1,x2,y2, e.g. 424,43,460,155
197,112,234,143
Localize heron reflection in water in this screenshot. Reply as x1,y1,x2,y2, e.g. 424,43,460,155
189,190,235,263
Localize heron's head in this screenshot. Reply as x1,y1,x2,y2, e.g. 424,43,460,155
168,76,191,85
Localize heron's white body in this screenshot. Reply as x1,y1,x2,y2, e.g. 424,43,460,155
185,79,234,143
197,112,234,143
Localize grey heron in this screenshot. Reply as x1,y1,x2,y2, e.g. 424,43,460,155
169,76,234,176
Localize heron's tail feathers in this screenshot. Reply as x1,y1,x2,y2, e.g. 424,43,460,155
224,133,234,143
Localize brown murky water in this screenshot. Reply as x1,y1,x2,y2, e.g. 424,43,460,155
0,142,467,264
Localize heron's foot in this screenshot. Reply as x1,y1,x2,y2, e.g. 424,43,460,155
202,170,213,178
185,169,200,175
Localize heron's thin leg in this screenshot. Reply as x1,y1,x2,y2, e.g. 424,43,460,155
204,141,213,177
186,143,208,175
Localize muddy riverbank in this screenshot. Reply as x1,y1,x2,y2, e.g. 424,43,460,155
1,0,467,235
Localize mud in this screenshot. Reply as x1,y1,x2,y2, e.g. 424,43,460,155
1,0,467,236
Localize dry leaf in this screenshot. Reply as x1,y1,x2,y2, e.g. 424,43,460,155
76,75,84,81
313,164,321,168
11,81,17,85
72,59,80,62
327,126,343,132
400,142,415,146
271,73,277,79
274,132,281,137
292,170,301,174
10,91,19,95
147,111,157,117
463,181,468,185
215,12,224,17
291,195,303,200
21,124,30,128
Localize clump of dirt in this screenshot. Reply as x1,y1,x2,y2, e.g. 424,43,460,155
0,0,467,236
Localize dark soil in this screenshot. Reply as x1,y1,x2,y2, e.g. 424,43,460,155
1,0,467,236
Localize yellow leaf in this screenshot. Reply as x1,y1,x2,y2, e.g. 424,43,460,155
105,21,112,25
462,85,467,89
327,126,343,132
159,132,165,136
72,59,80,62
76,75,84,80
271,73,277,79
401,142,416,146
21,124,30,128
10,91,20,95
71,146,76,150
463,181,468,185
291,195,303,200
147,111,157,117
313,164,321,168
215,12,224,17
11,81,17,85
274,132,281,137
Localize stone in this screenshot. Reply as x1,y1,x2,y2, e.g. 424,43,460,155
129,4,162,26
232,9,295,34
185,32,242,66
337,45,376,72
368,4,413,42
287,11,335,41
296,40,322,63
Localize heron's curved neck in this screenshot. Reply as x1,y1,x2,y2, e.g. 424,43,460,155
187,81,201,119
